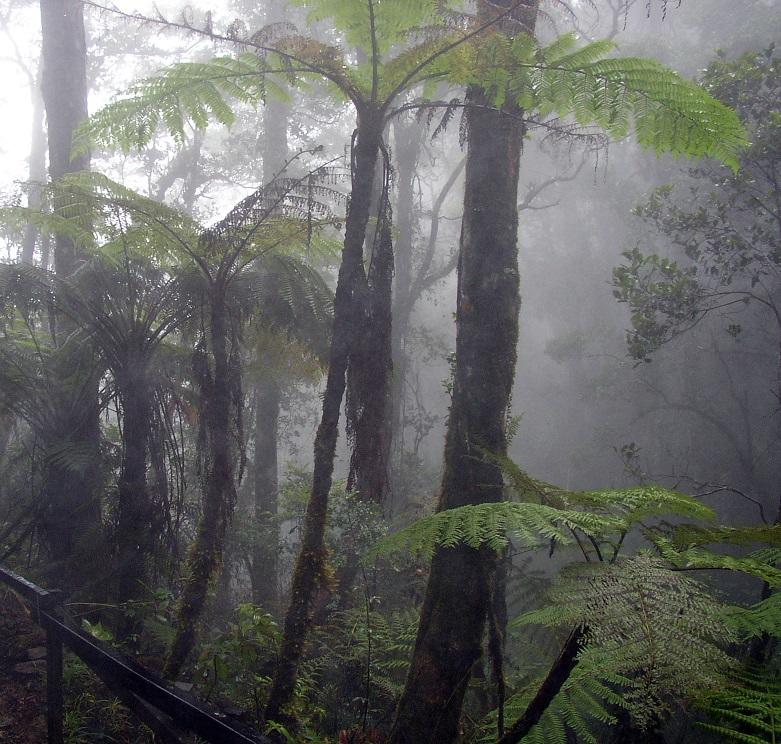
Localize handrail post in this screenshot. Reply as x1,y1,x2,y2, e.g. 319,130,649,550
45,618,64,744
42,591,65,744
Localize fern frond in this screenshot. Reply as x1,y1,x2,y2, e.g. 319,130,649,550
449,32,747,170
368,500,626,560
723,592,781,640
516,555,735,732
695,665,781,743
79,55,274,153
653,536,781,587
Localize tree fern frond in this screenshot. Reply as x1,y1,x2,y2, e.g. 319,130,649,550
368,500,626,560
695,665,781,743
653,536,781,586
516,555,735,732
723,592,781,640
78,55,273,154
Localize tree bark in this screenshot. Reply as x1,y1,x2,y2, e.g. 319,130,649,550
164,294,236,678
40,0,90,277
264,107,382,731
388,4,537,741
114,359,154,640
21,65,47,265
38,0,102,594
346,186,394,506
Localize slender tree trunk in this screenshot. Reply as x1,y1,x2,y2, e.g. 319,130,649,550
40,0,90,277
251,371,281,613
115,362,154,640
164,294,236,678
39,0,102,593
22,65,46,265
389,5,537,742
264,108,382,731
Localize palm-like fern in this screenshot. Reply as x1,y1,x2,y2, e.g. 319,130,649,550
80,8,745,172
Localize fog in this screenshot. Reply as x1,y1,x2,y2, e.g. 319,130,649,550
0,0,779,742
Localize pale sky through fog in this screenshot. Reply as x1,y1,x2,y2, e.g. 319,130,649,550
0,0,233,214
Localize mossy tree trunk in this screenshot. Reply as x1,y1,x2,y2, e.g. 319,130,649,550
163,290,236,679
388,4,538,742
264,106,383,732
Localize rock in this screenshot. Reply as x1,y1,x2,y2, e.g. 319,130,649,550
13,661,44,675
26,647,46,660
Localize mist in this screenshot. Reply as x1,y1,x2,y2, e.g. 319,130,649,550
0,0,779,742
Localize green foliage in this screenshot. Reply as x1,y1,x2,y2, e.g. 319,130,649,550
368,499,625,559
613,46,780,361
370,455,710,560
724,592,781,641
695,665,781,743
77,54,275,154
514,555,735,737
447,31,747,169
652,536,781,587
303,607,419,733
82,11,744,174
195,603,280,719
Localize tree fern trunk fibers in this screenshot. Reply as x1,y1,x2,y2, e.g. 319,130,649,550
264,110,381,732
39,0,102,593
115,364,154,641
497,628,584,744
164,294,235,679
388,4,537,741
251,372,281,613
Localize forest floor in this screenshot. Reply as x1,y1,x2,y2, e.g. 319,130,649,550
0,588,47,743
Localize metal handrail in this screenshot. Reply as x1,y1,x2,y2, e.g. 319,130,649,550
0,565,271,744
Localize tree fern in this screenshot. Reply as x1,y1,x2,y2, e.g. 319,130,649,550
695,666,781,744
442,31,747,170
369,458,710,560
80,16,745,173
511,555,736,738
368,500,627,560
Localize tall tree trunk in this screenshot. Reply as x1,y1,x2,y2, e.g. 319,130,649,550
251,371,281,613
40,0,90,277
264,108,382,732
21,65,47,265
346,185,394,506
39,0,102,593
115,361,154,640
388,5,538,742
164,295,236,678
